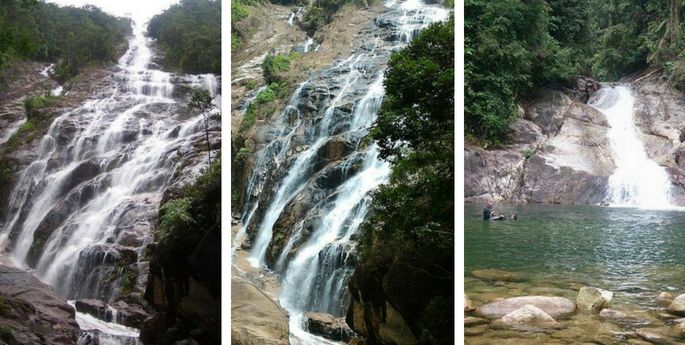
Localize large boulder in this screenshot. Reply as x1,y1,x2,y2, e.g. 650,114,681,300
0,264,79,344
476,296,575,319
304,312,356,342
231,270,289,345
491,304,557,330
667,294,685,316
576,287,613,313
656,292,674,307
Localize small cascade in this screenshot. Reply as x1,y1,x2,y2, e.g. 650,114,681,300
288,7,303,26
1,19,220,344
303,36,314,53
236,0,449,343
591,85,674,209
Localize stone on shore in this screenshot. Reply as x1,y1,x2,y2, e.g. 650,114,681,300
576,287,612,313
476,296,575,319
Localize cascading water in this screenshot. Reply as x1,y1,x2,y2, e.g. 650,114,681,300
590,85,674,209
1,19,219,343
236,0,449,343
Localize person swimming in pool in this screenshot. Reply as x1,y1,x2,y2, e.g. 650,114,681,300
483,203,516,221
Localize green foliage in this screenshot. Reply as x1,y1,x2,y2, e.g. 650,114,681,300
256,87,276,104
153,159,221,268
236,147,249,162
374,17,454,162
522,148,535,159
232,0,248,23
147,0,221,74
465,0,578,146
120,268,138,294
256,82,289,104
0,1,131,82
245,79,258,90
159,197,194,239
262,52,300,84
241,104,257,131
361,15,454,280
303,0,373,30
0,325,13,342
189,88,214,114
24,95,60,119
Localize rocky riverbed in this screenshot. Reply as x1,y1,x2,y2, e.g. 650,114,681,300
465,268,685,345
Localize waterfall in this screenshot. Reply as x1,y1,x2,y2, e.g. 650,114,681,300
237,0,449,342
591,85,674,209
1,20,219,341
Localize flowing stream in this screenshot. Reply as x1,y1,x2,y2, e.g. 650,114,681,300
236,0,449,343
1,20,219,343
590,85,674,209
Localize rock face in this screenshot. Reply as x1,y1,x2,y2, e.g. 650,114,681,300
0,264,80,345
231,269,289,345
304,312,356,342
74,299,150,329
465,88,614,204
347,257,453,345
576,287,613,313
476,296,576,319
141,174,221,345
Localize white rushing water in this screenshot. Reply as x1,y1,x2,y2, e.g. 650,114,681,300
236,0,449,343
2,20,219,343
591,85,674,209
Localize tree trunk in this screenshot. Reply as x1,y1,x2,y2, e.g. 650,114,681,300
670,0,680,49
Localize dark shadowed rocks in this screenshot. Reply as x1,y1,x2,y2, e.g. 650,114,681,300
0,264,79,345
304,312,357,342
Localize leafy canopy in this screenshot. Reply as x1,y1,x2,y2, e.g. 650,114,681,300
147,0,221,74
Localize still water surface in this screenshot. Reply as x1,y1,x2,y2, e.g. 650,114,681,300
465,204,685,305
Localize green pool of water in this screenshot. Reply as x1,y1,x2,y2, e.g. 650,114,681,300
465,203,685,305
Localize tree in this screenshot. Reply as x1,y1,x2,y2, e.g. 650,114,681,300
359,16,454,344
189,88,216,166
147,0,221,74
366,15,454,261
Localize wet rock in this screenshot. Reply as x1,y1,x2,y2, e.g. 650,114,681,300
476,296,576,319
231,271,289,345
576,287,612,313
464,293,475,312
667,294,685,316
110,300,151,328
472,269,525,282
491,304,557,330
636,329,677,345
304,312,356,342
464,325,487,336
464,316,488,327
60,160,101,195
657,292,674,307
0,264,79,344
75,299,108,319
599,308,640,322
